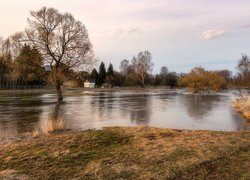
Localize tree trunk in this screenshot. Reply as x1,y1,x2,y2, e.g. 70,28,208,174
56,80,63,101
141,78,145,88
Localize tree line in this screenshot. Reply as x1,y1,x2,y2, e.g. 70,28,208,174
77,53,250,93
1,31,249,94
0,7,250,101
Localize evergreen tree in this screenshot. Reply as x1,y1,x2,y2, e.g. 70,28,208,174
107,63,114,76
98,62,106,86
90,68,99,83
0,56,10,89
14,44,44,84
106,63,115,86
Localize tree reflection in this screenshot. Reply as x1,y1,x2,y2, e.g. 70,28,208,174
129,95,152,125
50,101,63,120
0,95,44,141
184,94,220,120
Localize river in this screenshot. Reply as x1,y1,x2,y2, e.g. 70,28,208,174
0,89,249,142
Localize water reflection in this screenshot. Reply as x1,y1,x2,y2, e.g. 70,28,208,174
184,94,220,121
50,102,64,120
0,94,52,141
0,90,249,142
128,95,151,125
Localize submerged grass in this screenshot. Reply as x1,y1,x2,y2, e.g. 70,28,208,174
233,96,250,122
33,118,66,136
0,127,249,179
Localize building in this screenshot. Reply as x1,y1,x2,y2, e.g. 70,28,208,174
44,64,51,72
84,79,96,88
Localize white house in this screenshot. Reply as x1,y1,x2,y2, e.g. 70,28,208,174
84,79,96,88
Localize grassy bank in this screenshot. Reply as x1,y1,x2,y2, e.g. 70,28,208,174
233,96,250,122
0,127,249,179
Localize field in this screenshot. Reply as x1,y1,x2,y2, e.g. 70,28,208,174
0,127,249,179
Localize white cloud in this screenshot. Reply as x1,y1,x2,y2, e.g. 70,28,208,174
202,28,228,40
99,25,142,39
116,27,141,39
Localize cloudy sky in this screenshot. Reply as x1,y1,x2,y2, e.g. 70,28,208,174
0,0,250,73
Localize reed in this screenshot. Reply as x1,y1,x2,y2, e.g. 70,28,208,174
33,118,65,136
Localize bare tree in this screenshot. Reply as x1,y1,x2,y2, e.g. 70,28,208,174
24,7,94,101
132,51,153,87
237,54,250,86
0,34,23,60
160,66,168,77
119,59,129,75
0,36,3,56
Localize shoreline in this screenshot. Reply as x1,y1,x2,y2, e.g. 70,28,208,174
0,126,249,179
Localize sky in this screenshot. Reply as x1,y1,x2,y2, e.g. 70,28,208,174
0,0,250,73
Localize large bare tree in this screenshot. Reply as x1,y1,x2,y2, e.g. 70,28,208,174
132,51,153,87
119,59,129,76
25,7,94,101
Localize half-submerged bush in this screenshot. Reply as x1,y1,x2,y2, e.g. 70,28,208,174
33,118,65,136
178,67,225,93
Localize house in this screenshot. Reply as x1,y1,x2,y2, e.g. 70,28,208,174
84,79,96,88
44,64,51,72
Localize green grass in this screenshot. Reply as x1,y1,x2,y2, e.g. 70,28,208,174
0,127,249,179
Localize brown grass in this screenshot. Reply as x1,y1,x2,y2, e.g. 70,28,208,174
233,96,250,121
0,127,249,179
33,118,65,136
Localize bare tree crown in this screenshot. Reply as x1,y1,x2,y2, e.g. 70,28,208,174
132,50,154,87
25,7,93,70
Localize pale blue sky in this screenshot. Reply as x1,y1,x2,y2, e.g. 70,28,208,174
0,0,250,73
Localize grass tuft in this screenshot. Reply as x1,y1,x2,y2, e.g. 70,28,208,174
233,96,250,121
32,118,65,136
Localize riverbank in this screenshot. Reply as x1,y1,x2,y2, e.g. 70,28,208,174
233,96,250,122
0,127,249,179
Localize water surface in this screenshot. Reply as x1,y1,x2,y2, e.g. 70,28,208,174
0,89,249,142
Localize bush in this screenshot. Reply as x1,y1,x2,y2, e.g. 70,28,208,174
179,67,224,93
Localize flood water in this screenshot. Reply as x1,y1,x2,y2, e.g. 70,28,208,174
0,89,249,142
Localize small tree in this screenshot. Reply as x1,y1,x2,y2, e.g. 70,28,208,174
132,51,154,87
160,66,168,77
106,63,115,86
90,68,99,83
107,63,114,77
24,7,94,101
237,54,250,88
98,62,106,86
165,72,178,87
0,56,11,89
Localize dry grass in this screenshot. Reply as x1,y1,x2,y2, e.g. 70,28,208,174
0,169,28,179
233,96,250,121
32,118,65,136
0,127,249,179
